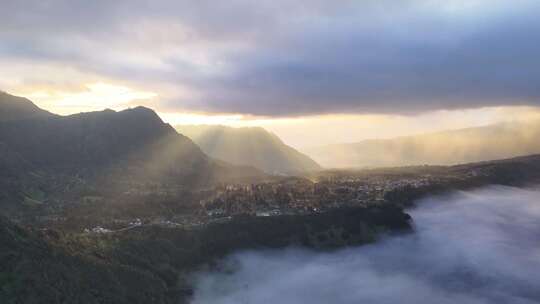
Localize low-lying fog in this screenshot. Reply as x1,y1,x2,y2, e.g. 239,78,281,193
191,186,540,304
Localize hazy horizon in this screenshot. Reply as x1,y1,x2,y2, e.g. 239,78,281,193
5,90,540,153
3,0,540,149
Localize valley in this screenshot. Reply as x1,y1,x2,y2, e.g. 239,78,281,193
3,2,540,303
2,92,540,303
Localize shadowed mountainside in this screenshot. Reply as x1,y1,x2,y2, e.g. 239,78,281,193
0,92,262,184
305,120,540,168
176,125,321,174
0,93,264,217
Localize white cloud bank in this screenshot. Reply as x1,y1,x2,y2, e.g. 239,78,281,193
191,186,540,304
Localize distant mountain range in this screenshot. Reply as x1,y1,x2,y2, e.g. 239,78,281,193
175,125,321,174
304,120,540,168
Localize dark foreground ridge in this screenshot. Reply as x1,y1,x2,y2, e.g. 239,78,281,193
0,205,410,303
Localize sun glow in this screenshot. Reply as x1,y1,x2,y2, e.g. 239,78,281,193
17,82,158,115
160,113,247,126
160,112,304,127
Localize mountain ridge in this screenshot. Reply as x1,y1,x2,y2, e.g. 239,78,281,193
0,91,55,121
304,120,540,168
0,92,264,192
176,124,321,174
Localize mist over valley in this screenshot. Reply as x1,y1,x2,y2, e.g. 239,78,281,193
193,186,540,304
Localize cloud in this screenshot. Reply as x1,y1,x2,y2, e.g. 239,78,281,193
1,1,540,116
191,186,540,303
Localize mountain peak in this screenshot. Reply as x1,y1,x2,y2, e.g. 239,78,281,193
0,91,55,122
176,124,321,174
0,95,263,187
118,106,164,122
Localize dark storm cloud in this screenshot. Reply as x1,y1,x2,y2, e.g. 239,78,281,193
1,0,540,116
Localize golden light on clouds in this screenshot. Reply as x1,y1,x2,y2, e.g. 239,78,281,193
161,112,303,128
244,106,540,149
15,82,158,115
160,113,248,126
5,78,540,151
159,105,540,149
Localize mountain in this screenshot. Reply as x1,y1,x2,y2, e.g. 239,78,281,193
304,120,540,168
0,105,207,174
0,92,263,215
0,91,55,121
175,125,321,174
0,104,261,183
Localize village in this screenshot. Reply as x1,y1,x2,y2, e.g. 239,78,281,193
200,174,441,218
80,165,491,233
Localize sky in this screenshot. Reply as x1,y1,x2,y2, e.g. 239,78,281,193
2,0,540,148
